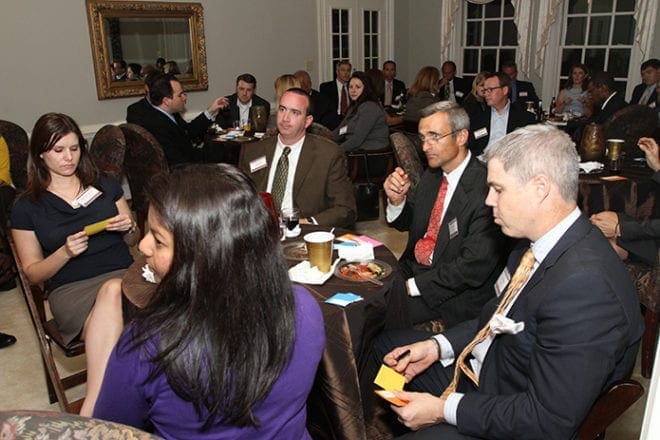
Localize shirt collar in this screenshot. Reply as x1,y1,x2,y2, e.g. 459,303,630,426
530,207,581,265
443,151,471,188
238,99,252,110
277,134,305,151
153,104,177,124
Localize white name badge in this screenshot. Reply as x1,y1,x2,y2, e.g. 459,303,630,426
249,156,268,173
474,127,488,139
73,186,102,208
339,126,348,136
448,218,459,239
520,91,528,97
455,90,464,98
494,267,511,297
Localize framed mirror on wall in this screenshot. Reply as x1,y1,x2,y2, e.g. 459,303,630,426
86,0,208,100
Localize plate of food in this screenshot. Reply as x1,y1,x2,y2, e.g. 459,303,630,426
335,259,392,283
283,242,308,260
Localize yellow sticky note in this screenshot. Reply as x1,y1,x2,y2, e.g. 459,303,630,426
84,218,111,236
374,364,406,392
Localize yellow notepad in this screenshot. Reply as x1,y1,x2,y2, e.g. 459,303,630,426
374,364,408,406
84,218,111,236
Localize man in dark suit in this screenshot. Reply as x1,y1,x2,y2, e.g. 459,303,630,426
501,61,539,109
125,72,161,126
215,73,271,129
374,124,643,439
111,59,127,81
384,102,506,328
131,73,229,167
437,61,468,104
468,72,536,156
294,70,335,129
239,88,356,228
587,71,627,124
630,58,658,109
319,60,352,130
382,60,407,107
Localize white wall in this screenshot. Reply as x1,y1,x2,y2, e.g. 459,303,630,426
0,0,318,134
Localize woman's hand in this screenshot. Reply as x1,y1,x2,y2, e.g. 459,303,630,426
65,231,89,258
105,214,134,233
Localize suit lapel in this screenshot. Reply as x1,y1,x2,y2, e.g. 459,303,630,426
508,215,591,315
250,138,277,191
292,136,315,198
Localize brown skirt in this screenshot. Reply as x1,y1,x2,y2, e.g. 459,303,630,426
48,269,127,345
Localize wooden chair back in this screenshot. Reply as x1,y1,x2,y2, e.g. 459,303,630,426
577,379,644,439
6,232,86,413
90,125,126,180
119,123,169,237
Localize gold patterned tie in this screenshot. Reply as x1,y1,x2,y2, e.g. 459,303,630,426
441,248,536,398
271,146,291,212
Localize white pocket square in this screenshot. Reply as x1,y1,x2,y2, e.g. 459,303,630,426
489,313,525,335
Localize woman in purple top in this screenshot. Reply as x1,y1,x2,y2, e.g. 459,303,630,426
93,164,325,439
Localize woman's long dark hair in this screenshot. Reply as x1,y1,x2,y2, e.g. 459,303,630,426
346,71,381,116
130,164,295,429
25,113,98,202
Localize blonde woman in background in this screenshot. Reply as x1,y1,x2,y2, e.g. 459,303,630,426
462,71,490,119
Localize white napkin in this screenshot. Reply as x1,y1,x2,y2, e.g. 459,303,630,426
579,161,604,174
337,244,374,261
489,313,524,335
288,259,341,285
141,264,157,284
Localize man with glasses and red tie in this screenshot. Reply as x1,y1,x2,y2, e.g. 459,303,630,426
373,124,643,440
384,102,507,331
468,72,536,156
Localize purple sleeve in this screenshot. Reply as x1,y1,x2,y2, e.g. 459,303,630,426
93,333,152,429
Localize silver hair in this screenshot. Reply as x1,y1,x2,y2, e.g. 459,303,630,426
483,124,580,202
419,101,470,134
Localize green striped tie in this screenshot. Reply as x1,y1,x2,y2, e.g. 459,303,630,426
271,146,291,212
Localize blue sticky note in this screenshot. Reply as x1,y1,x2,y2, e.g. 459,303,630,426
325,292,363,307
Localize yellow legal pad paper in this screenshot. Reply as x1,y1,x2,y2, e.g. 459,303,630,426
84,218,111,236
374,364,406,391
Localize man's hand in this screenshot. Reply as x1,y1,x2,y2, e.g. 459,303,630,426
384,167,411,206
590,211,619,238
384,338,439,383
391,390,445,430
638,137,660,172
207,96,230,116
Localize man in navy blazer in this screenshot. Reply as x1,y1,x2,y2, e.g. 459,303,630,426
130,73,228,167
630,58,658,109
373,125,643,439
437,61,468,104
501,61,539,110
384,102,506,328
215,73,270,129
468,72,536,156
319,60,352,130
587,71,628,124
381,60,407,107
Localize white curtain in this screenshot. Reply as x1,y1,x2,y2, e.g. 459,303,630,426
533,0,562,78
440,0,460,62
511,0,534,78
634,0,658,61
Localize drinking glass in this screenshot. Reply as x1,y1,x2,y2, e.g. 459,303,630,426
281,208,300,234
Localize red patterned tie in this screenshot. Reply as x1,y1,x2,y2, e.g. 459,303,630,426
414,177,448,266
340,84,349,114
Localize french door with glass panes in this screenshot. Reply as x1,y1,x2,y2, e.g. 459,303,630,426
318,0,392,81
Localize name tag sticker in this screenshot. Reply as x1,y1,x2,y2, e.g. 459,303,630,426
339,126,348,136
249,156,268,173
455,91,464,98
520,91,528,97
494,267,511,297
448,218,459,239
474,127,488,139
73,186,102,208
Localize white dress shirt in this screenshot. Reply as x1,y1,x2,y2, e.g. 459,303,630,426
238,99,252,125
488,101,510,147
266,135,305,213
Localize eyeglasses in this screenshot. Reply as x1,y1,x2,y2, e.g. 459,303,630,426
419,130,458,144
482,86,504,94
